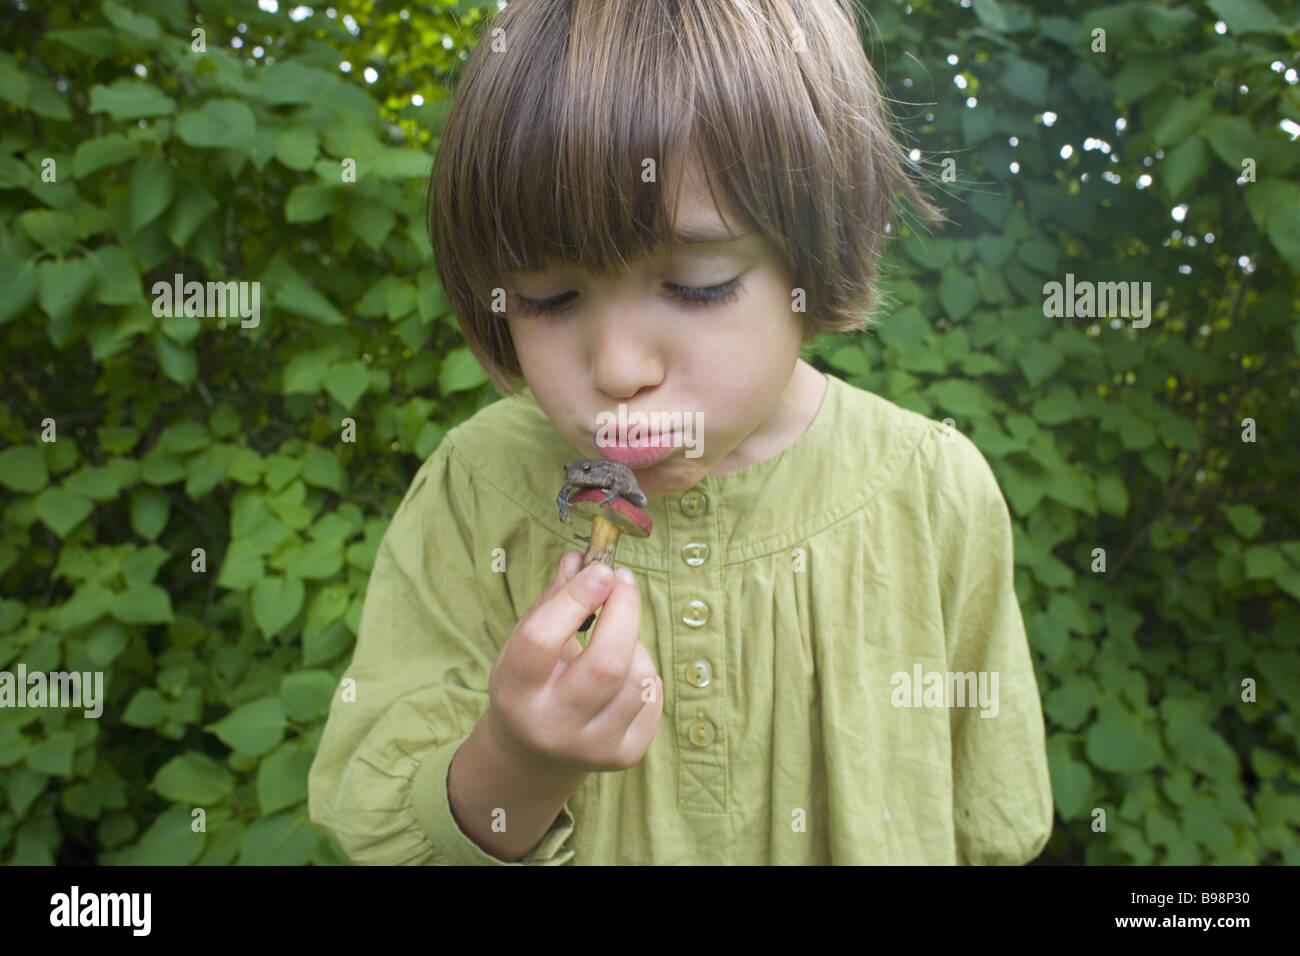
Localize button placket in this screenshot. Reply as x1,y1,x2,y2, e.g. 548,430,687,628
672,485,724,802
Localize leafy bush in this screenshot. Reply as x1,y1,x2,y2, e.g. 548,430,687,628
0,0,1295,864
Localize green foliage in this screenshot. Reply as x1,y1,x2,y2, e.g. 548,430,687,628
0,0,1296,866
0,0,488,865
813,0,1300,863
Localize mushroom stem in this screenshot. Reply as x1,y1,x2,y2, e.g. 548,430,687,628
581,513,622,569
577,514,620,633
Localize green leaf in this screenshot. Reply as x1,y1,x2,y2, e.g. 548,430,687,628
1085,705,1161,773
282,539,343,579
91,246,144,306
151,752,235,804
176,99,257,151
1250,747,1285,780
18,209,77,250
130,487,170,540
1044,678,1097,730
999,58,1048,107
1016,340,1062,388
153,331,196,386
305,584,350,639
372,149,432,179
257,739,312,814
33,485,93,537
274,277,344,325
1263,191,1300,272
285,184,335,223
113,583,173,624
280,670,337,722
1219,503,1264,539
1160,135,1209,200
1046,737,1094,820
97,425,140,455
122,688,167,727
237,809,316,865
1118,414,1157,450
26,730,75,776
37,257,97,323
1151,98,1212,149
251,574,305,638
1160,698,1237,780
0,59,30,106
275,125,319,171
1243,545,1285,581
938,267,978,321
164,182,219,249
88,80,175,120
1095,472,1129,516
185,445,228,499
112,804,203,865
0,446,49,493
102,0,162,41
87,621,129,666
323,360,370,410
1029,385,1080,425
300,446,345,492
971,0,1008,31
72,133,140,177
438,347,488,394
216,539,263,591
0,258,38,324
48,28,120,57
205,695,286,756
1207,0,1280,34
259,62,341,105
129,157,176,233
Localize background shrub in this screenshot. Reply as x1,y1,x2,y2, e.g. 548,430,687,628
0,0,1296,864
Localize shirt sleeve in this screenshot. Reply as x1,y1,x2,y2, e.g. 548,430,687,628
940,435,1055,865
307,435,577,865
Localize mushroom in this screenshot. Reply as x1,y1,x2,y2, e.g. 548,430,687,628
564,487,652,632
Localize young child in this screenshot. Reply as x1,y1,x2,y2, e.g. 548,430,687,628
308,0,1053,864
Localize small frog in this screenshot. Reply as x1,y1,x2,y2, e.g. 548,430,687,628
557,459,648,524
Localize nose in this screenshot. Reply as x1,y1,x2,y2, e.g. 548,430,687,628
587,306,664,400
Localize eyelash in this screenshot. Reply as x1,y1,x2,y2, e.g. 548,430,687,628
511,280,740,317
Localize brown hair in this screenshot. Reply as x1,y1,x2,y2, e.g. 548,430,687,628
428,0,945,396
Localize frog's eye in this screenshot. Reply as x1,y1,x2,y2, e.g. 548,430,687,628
581,464,591,471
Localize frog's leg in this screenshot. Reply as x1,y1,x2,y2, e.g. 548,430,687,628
557,483,578,522
600,486,619,506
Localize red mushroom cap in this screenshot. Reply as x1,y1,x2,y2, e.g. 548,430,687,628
566,488,653,537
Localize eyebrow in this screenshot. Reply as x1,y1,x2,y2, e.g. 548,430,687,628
671,227,752,245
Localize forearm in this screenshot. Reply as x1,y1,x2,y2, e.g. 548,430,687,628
446,714,588,862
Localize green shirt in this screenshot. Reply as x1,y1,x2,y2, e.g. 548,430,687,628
307,372,1054,864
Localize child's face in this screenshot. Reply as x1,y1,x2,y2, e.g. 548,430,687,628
504,162,817,498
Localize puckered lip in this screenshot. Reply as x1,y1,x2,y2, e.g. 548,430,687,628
592,431,678,468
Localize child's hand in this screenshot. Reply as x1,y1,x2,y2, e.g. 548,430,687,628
485,551,664,776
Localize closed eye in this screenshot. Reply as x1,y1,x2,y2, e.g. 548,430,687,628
511,280,741,317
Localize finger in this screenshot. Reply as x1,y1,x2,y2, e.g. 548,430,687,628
586,639,659,738
511,561,616,687
559,634,584,665
525,551,583,617
558,566,641,716
618,674,664,763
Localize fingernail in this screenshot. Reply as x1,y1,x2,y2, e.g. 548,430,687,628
615,567,634,585
589,563,613,587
